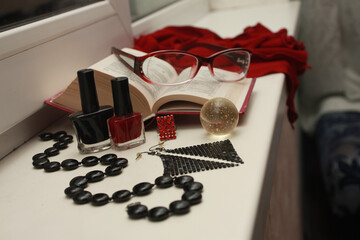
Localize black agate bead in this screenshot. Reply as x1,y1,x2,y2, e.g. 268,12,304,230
174,175,194,187
100,154,117,165
85,170,105,182
32,153,48,161
132,182,154,196
92,193,110,206
182,191,202,205
53,141,68,150
73,191,92,204
155,176,173,188
43,161,61,172
81,156,99,167
64,186,84,198
58,135,73,144
61,159,80,170
112,190,132,203
44,147,59,157
183,181,203,192
111,158,128,167
53,131,67,141
70,176,88,188
32,158,50,169
38,132,54,141
127,203,148,219
148,207,170,221
169,200,191,215
105,165,122,176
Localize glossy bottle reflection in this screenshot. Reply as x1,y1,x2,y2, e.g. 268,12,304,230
108,77,145,150
69,69,113,153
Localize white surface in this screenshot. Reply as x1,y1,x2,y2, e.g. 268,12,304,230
209,0,290,10
0,1,300,240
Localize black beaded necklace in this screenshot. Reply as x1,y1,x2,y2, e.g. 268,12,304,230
34,130,204,222
65,168,203,221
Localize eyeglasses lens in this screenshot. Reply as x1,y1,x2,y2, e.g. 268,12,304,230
142,53,198,85
212,50,250,81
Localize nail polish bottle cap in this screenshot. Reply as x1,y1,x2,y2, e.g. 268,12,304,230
77,69,100,114
111,77,133,116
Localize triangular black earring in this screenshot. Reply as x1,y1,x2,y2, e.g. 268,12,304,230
159,154,239,177
137,139,243,177
160,139,243,164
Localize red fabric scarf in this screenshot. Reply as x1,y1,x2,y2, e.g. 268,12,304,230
133,23,310,125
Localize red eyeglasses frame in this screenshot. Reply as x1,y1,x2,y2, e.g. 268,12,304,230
111,45,252,86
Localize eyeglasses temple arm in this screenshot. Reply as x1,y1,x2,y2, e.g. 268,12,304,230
111,47,136,71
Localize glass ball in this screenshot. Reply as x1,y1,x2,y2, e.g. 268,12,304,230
200,97,239,135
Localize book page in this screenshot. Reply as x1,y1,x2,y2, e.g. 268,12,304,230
152,67,252,112
162,68,222,98
90,55,161,108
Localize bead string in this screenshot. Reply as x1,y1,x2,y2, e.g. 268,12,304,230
32,131,129,173
32,131,74,172
65,171,203,222
34,151,127,173
34,130,204,221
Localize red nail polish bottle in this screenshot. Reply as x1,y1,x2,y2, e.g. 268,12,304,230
108,77,145,150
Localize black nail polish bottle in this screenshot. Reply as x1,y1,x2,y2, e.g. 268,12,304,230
69,69,114,154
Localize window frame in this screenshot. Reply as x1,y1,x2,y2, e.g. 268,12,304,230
0,0,132,61
0,0,210,61
0,0,209,159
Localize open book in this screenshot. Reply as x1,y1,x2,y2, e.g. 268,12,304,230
46,48,256,121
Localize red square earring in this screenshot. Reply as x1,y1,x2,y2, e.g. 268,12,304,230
156,115,176,141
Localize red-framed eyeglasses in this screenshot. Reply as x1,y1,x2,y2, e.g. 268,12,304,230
111,44,252,86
